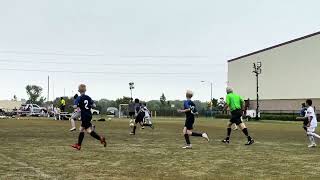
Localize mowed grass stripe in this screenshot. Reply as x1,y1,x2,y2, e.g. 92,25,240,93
0,118,319,180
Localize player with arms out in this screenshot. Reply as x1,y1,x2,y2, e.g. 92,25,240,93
71,84,106,150
297,99,320,148
178,90,209,149
222,87,254,145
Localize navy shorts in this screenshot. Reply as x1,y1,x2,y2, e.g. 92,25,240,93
135,112,145,123
81,115,92,129
185,117,195,130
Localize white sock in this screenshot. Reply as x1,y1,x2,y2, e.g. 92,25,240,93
312,133,320,139
70,119,76,129
309,135,315,144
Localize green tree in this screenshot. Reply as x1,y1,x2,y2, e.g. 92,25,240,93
160,93,166,105
25,85,46,105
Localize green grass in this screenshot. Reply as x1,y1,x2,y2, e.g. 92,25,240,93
0,117,319,180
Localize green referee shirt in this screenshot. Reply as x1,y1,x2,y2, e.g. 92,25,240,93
226,93,243,112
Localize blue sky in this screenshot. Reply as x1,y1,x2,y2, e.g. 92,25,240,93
0,0,319,102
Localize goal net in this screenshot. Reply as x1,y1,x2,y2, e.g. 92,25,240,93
118,104,129,118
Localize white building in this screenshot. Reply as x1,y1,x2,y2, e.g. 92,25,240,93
228,31,320,111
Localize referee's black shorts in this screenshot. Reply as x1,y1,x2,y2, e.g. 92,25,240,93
230,109,243,125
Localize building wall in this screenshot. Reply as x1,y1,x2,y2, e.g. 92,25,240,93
0,100,22,110
247,99,320,111
228,34,320,101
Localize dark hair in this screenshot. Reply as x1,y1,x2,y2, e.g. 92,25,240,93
134,98,140,103
143,102,147,106
301,103,306,107
60,97,64,100
74,94,78,99
306,99,312,106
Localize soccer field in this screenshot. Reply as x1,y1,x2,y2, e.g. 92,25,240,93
0,117,319,180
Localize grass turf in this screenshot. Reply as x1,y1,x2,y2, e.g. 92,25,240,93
0,117,319,180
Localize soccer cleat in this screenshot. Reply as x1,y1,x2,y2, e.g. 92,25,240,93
92,124,96,131
222,139,230,144
245,139,255,146
130,132,135,135
182,145,192,149
100,136,107,147
71,144,81,150
202,133,210,142
69,127,76,132
141,126,145,130
308,144,317,148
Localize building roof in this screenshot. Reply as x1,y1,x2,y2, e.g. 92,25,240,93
228,31,320,63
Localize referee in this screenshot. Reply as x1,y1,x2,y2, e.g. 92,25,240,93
222,87,254,145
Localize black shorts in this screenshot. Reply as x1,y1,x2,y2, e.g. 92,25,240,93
185,117,195,130
81,115,92,129
129,112,135,117
135,112,145,123
230,109,243,125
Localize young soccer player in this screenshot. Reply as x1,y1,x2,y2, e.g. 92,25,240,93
130,101,152,135
297,99,320,148
222,87,254,145
178,90,209,149
71,84,106,150
69,94,80,131
141,103,154,129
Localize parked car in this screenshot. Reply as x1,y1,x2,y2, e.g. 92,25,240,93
18,104,47,116
91,109,100,115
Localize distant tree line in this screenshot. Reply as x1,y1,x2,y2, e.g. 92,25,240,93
25,85,218,115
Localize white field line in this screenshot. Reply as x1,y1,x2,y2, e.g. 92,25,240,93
0,153,55,179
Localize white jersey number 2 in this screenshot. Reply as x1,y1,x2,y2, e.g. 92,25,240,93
84,100,89,109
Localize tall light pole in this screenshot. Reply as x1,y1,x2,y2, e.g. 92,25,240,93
129,82,135,99
253,62,262,120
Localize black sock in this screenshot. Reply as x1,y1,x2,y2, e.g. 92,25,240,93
90,131,101,141
184,134,191,145
226,128,232,140
78,132,85,146
132,126,137,134
242,128,249,136
191,132,203,137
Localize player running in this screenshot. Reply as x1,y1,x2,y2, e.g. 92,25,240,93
71,84,106,150
178,90,209,149
222,87,254,145
141,103,154,129
69,94,80,132
130,102,154,135
297,99,320,148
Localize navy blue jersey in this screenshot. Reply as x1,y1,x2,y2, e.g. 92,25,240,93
183,100,198,119
78,95,94,118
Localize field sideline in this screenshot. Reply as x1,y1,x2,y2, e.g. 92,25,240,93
0,117,320,180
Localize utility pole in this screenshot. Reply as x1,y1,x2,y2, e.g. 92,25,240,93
129,82,135,99
253,62,262,120
47,76,50,102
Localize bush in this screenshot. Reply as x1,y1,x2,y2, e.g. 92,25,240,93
214,114,301,121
